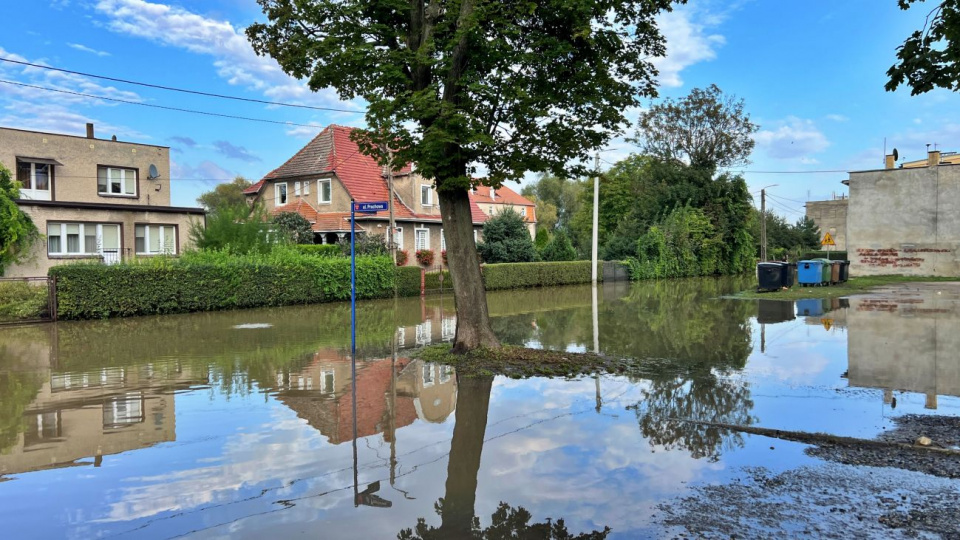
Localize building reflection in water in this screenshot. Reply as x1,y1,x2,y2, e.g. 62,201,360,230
0,309,460,480
846,287,960,410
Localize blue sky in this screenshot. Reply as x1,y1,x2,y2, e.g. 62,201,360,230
2,0,959,220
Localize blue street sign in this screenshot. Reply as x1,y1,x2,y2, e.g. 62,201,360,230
354,201,389,213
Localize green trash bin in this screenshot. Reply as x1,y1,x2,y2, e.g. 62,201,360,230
813,258,833,285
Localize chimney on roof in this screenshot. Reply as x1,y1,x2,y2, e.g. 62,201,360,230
928,150,941,167
884,154,896,169
86,123,94,139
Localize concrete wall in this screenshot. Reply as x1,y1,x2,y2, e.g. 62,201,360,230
847,163,960,276
6,205,202,277
0,126,171,206
805,199,848,251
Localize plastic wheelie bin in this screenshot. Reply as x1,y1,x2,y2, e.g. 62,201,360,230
797,260,825,286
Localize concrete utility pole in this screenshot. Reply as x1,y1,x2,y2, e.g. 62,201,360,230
591,152,600,283
759,184,778,262
760,188,766,262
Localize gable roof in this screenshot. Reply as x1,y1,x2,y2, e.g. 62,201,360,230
252,125,488,224
470,184,535,206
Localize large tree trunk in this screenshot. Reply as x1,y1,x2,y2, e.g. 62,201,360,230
439,375,493,536
438,187,500,353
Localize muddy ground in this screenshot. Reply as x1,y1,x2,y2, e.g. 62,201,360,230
658,414,960,539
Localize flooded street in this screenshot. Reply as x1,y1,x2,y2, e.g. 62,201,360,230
2,278,960,539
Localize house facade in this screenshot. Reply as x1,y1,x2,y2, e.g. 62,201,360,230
245,125,488,265
469,185,537,238
1,124,205,278
845,150,960,277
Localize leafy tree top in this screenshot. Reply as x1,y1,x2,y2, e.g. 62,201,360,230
247,0,677,189
887,0,960,95
635,84,758,171
477,209,537,263
271,211,314,244
197,176,253,214
0,162,39,274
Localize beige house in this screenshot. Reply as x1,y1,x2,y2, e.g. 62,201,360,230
1,124,205,277
244,125,489,265
470,185,537,238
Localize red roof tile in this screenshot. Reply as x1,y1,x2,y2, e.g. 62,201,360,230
469,184,536,223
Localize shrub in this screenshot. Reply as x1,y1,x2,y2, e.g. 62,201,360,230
396,250,409,266
49,253,397,319
293,244,342,257
0,162,40,274
189,204,273,255
0,281,48,321
477,210,537,263
396,265,421,296
541,230,577,262
340,233,388,257
424,270,453,291
482,261,594,290
271,211,314,244
416,249,435,267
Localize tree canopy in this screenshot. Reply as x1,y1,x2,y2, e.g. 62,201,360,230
521,175,583,233
0,162,39,275
271,211,313,244
197,176,253,214
635,84,757,170
248,0,678,351
887,0,960,95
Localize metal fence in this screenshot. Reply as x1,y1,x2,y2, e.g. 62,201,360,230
0,276,55,325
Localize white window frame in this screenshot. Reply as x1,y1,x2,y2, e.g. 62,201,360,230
294,181,301,196
474,229,479,243
97,166,137,197
393,226,404,250
422,363,435,385
415,226,430,251
275,182,288,205
416,321,432,346
303,179,310,195
318,179,332,204
321,368,335,394
420,184,432,207
17,161,53,201
46,222,121,257
135,225,177,255
440,229,446,251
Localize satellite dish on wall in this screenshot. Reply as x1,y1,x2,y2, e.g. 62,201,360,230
148,164,160,180
892,148,899,161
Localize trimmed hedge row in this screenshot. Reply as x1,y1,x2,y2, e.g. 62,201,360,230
293,244,343,257
50,256,396,319
483,261,595,290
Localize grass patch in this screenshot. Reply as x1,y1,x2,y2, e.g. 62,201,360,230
416,343,664,379
0,281,48,322
733,275,960,301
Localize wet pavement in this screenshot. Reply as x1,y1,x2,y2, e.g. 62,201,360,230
1,277,959,538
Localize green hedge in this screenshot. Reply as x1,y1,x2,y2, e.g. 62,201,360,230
396,266,422,297
482,261,595,290
293,244,343,257
50,255,396,319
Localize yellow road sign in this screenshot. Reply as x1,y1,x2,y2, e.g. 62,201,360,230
821,232,836,246
821,318,833,331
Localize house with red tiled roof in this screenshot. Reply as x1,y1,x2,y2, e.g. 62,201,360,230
469,185,537,238
245,125,488,264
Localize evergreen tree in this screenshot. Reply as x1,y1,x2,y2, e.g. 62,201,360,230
477,211,537,264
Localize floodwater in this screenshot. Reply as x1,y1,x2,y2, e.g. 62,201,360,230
1,277,959,538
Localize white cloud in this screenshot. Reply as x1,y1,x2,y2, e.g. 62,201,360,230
92,0,363,111
825,114,848,122
171,159,235,185
285,125,321,139
0,101,146,140
67,43,111,57
653,4,727,88
754,117,830,160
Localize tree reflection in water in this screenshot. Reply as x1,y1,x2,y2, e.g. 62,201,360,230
398,376,610,540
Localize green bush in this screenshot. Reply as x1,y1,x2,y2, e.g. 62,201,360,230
541,229,577,262
396,265,422,296
482,261,594,290
293,244,343,257
477,210,537,263
0,281,48,321
424,270,453,291
50,252,397,319
271,212,314,244
188,204,273,255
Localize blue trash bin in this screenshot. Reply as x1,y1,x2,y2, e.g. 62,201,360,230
797,260,824,286
796,298,825,317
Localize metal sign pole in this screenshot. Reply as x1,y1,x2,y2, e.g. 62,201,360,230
350,198,359,506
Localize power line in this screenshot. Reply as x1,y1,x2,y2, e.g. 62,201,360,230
736,169,848,174
0,57,364,114
0,79,328,129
